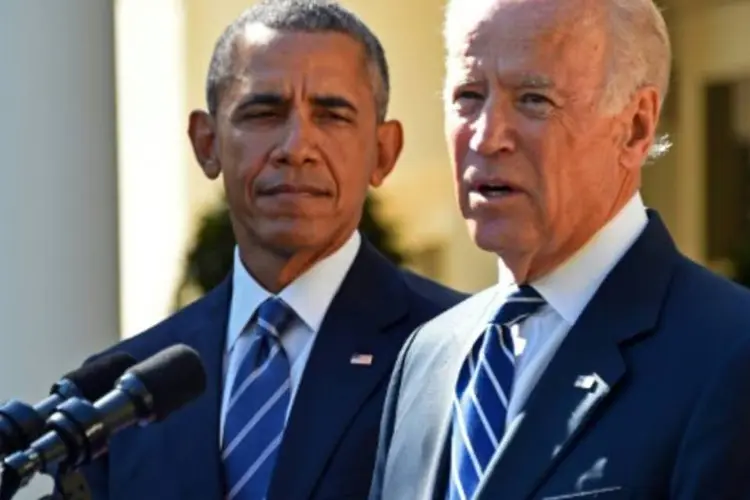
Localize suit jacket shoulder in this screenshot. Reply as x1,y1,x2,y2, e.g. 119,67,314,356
403,285,497,368
398,268,470,320
666,255,750,339
88,276,232,364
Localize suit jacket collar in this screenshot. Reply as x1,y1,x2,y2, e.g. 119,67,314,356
155,240,409,499
479,210,678,499
226,231,362,352
426,211,679,500
420,287,502,500
531,192,649,325
267,240,409,499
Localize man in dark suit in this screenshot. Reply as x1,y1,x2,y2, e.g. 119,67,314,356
370,0,750,499
76,1,465,499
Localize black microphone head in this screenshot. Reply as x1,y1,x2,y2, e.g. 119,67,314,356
125,344,206,421
54,352,137,400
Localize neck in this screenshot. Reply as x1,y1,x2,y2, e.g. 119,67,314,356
506,184,639,285
236,233,354,294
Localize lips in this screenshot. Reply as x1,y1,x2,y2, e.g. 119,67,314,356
471,180,523,198
257,184,331,197
477,184,516,196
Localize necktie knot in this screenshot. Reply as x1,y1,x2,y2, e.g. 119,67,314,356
255,297,296,340
491,285,546,327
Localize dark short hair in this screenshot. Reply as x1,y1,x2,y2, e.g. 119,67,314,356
205,0,390,122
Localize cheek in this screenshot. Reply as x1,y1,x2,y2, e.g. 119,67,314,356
446,121,471,179
318,134,352,188
223,130,271,186
525,123,582,223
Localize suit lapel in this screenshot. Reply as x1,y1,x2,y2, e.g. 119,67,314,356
476,213,680,500
162,278,230,499
268,243,410,500
422,288,503,500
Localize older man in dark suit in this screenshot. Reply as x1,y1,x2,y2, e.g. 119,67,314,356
75,1,465,499
370,0,750,499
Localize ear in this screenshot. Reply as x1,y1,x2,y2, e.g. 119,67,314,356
619,85,661,170
370,119,404,187
188,110,221,179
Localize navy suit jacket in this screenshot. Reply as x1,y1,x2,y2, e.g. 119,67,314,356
77,241,466,500
370,212,750,500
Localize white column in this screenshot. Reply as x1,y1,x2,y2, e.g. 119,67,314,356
115,0,190,338
0,2,119,493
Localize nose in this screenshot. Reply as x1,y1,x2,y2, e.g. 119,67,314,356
469,99,516,156
270,113,318,167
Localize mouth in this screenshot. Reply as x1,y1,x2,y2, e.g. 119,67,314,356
472,182,522,198
257,184,332,197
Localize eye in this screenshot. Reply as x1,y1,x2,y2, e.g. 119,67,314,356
325,111,349,121
241,110,277,120
517,93,556,118
453,89,485,103
519,93,554,107
314,110,351,124
450,89,485,117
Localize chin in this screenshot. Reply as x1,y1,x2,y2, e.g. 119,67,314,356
251,219,318,250
468,219,539,256
268,231,322,252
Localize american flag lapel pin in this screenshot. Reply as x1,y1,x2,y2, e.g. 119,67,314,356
350,353,374,366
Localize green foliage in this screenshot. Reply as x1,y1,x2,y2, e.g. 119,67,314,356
174,193,405,304
359,195,404,266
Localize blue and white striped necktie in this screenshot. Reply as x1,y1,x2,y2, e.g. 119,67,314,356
222,297,296,500
448,285,546,500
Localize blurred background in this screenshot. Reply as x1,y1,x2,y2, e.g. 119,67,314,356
1,0,749,493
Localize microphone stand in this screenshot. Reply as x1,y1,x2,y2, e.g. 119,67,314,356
0,464,21,500
42,470,92,500
0,465,91,500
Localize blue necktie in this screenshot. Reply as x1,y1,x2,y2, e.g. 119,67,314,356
448,285,546,500
222,297,296,500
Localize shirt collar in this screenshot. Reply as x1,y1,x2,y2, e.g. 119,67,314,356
226,231,362,353
497,192,648,324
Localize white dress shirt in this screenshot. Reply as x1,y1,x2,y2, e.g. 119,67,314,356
495,193,648,425
219,231,361,442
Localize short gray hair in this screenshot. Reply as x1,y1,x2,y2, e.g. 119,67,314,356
206,0,390,122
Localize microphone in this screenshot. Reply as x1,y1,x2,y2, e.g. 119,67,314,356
0,352,137,459
0,344,206,496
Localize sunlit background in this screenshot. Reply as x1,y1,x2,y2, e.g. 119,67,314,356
2,0,750,495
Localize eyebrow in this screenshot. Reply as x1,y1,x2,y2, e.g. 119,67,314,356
237,92,285,107
310,95,358,114
516,74,556,89
236,92,358,113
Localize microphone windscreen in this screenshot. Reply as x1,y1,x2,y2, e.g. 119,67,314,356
60,352,137,400
127,344,206,421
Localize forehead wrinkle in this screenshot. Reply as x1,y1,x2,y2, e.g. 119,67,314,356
446,0,607,95
447,0,606,53
227,49,365,97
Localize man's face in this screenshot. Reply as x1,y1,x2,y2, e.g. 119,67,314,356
444,0,649,279
191,26,402,259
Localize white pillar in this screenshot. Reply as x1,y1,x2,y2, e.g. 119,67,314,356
0,2,119,493
115,0,190,338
